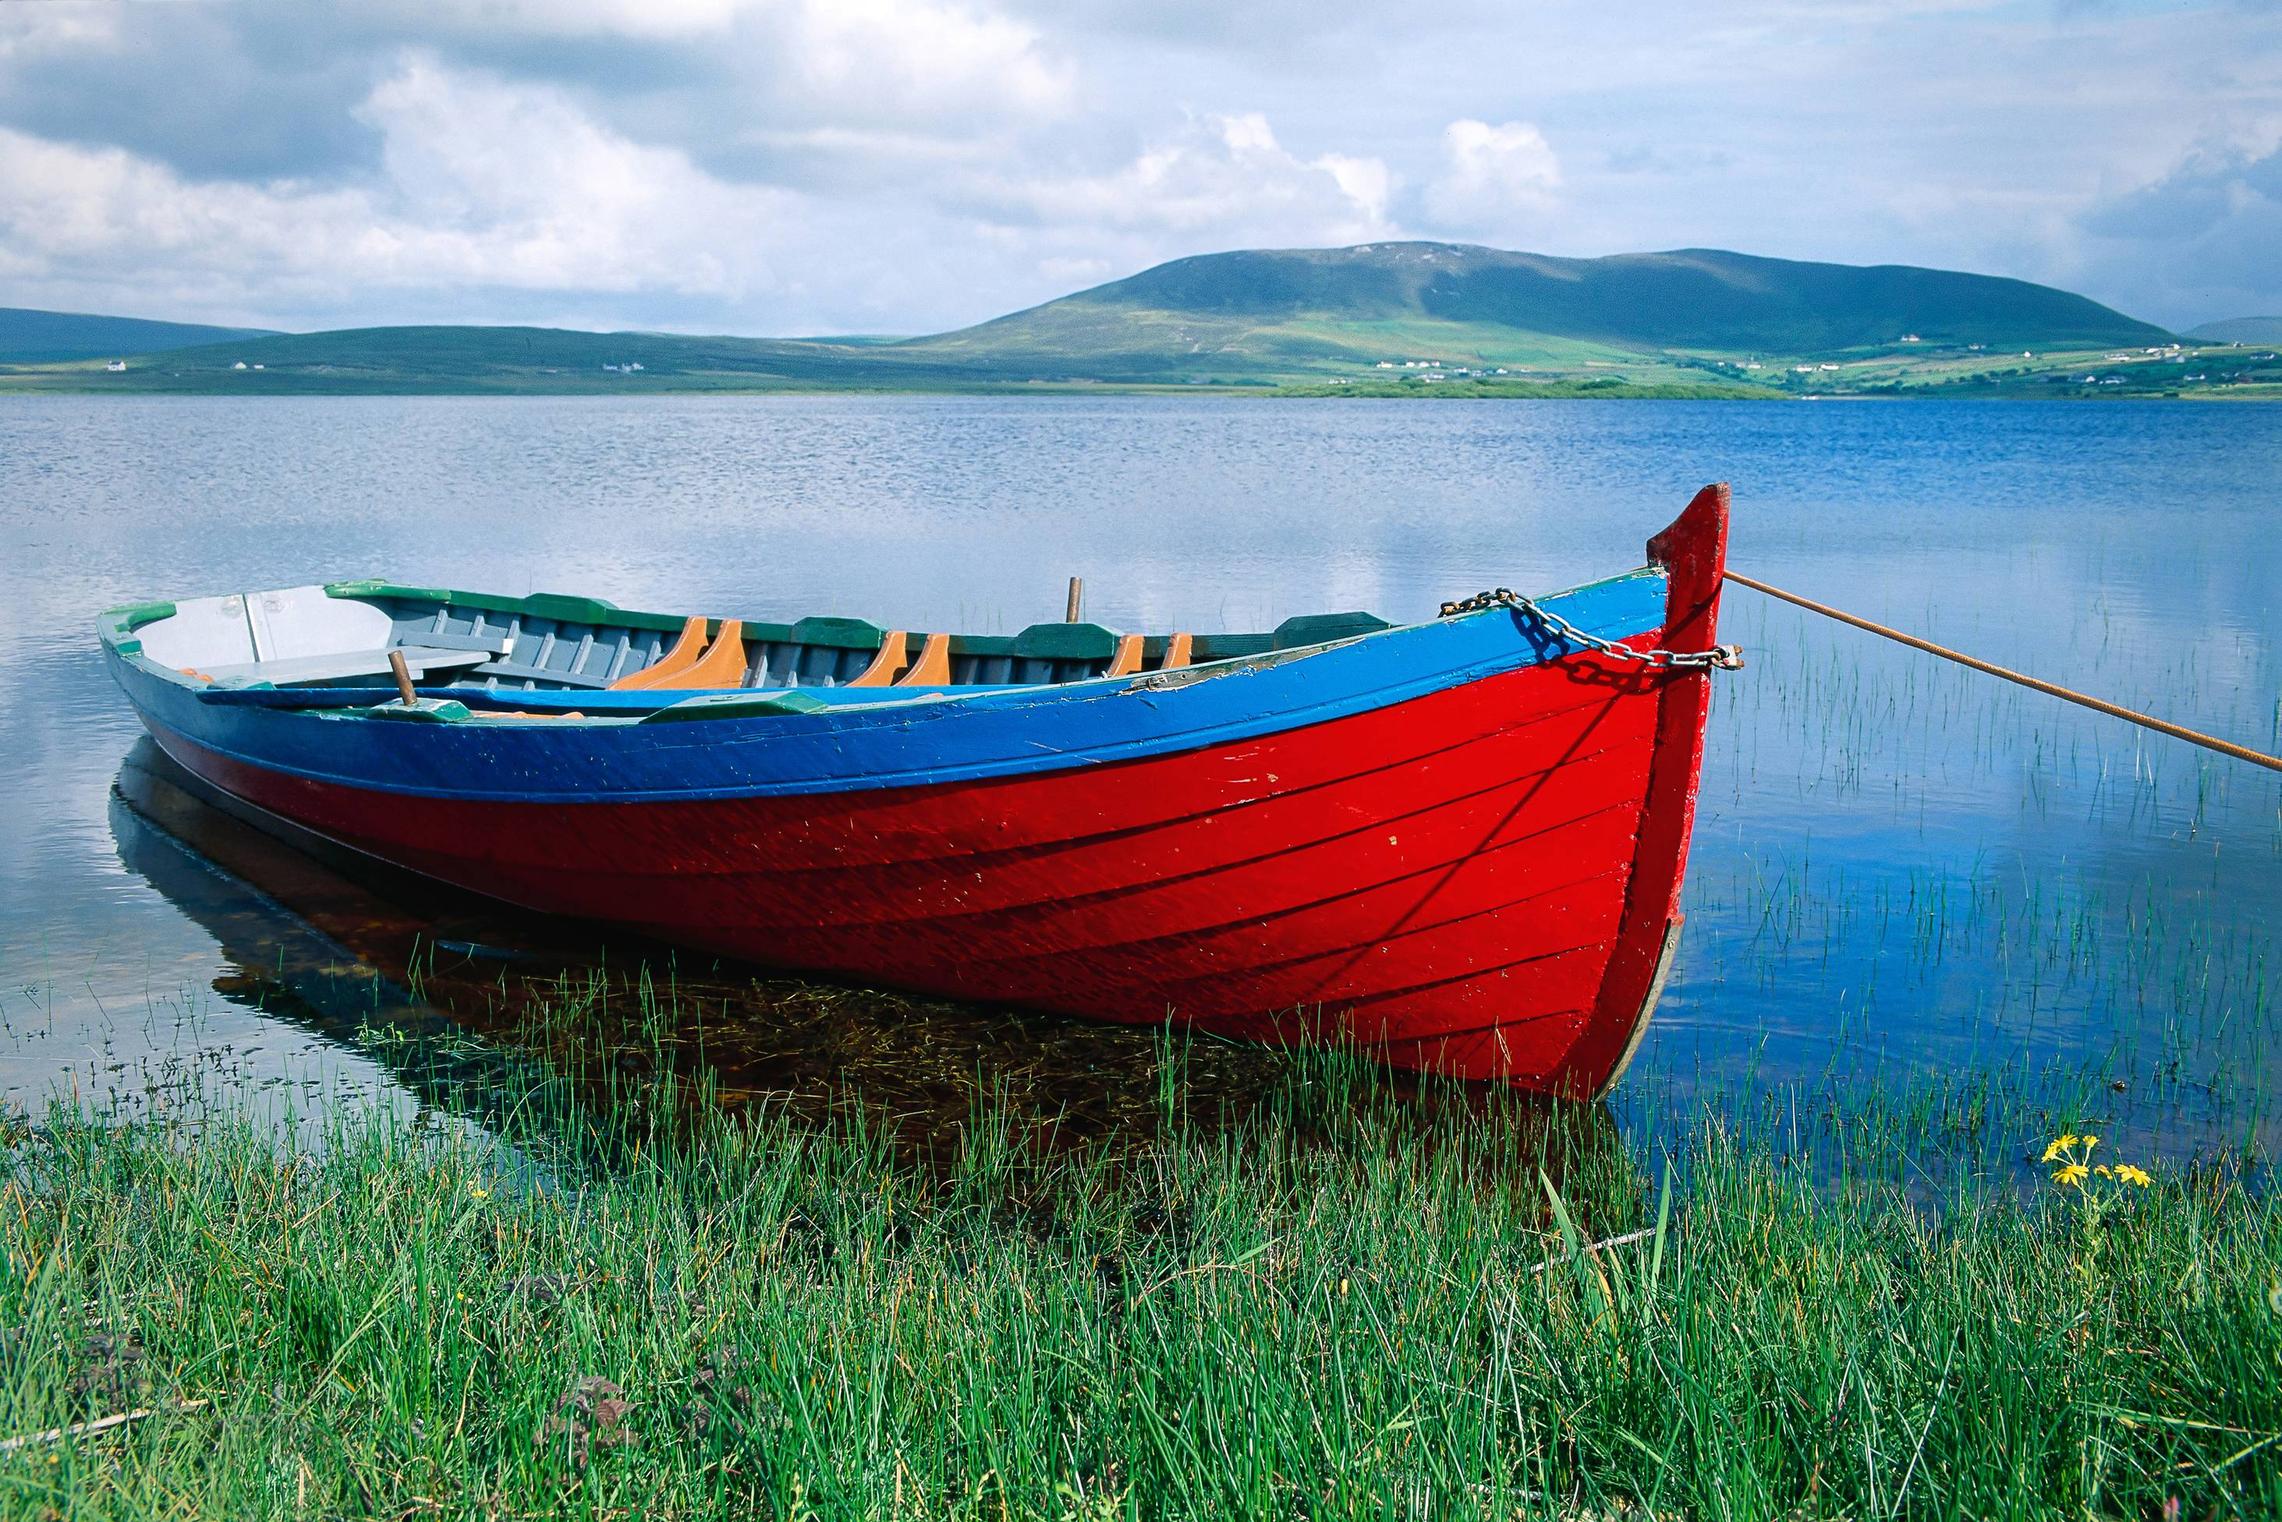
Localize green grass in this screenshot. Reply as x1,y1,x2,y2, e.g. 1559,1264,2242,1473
3,1007,2277,1520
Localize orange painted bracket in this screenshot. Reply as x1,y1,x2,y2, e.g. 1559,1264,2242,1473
614,618,746,691
849,631,910,687
896,633,953,686
1107,633,1146,677
1159,633,1194,671
611,617,708,690
680,620,748,688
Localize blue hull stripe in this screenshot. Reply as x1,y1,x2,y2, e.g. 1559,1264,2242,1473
109,571,1667,804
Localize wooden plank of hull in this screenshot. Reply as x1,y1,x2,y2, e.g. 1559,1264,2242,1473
164,647,1661,908
882,786,1643,982
117,486,1730,1095
150,703,1638,1086
505,684,1655,954
138,669,1655,1090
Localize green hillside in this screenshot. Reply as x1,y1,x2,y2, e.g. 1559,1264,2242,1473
6,324,1015,395
5,241,2248,397
2184,316,2282,344
906,243,2173,374
0,306,275,363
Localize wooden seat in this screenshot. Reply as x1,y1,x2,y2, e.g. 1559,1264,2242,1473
895,633,953,686
612,618,747,691
849,632,910,687
196,646,494,686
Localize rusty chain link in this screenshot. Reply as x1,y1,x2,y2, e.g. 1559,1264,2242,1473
1437,588,1745,671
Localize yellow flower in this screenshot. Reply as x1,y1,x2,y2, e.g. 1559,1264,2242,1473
467,1182,491,1201
2081,1134,2098,1152
2041,1139,2068,1163
2115,1165,2151,1188
2054,1163,2090,1187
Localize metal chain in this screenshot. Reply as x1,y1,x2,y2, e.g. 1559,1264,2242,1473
1438,588,1745,671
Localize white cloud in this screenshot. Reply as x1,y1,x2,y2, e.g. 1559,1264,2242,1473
2071,125,2282,324
1037,254,1113,284
0,57,801,312
0,0,2275,332
784,0,1071,120
1422,119,1561,235
390,0,1072,124
407,0,749,40
989,113,1395,244
0,4,118,58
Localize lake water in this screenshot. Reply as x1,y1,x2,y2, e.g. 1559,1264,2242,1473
2,396,2276,1163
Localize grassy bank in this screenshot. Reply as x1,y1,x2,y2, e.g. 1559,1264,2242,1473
2,1030,2277,1520
6,315,2272,399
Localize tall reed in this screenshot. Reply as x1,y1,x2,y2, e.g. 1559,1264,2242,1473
3,1002,2276,1520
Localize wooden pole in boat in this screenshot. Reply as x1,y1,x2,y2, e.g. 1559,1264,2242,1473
1723,569,2282,774
387,650,418,707
1066,576,1084,622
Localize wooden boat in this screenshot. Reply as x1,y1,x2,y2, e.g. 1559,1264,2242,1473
99,484,1737,1098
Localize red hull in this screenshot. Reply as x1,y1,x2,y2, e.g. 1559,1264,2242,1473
142,488,1729,1096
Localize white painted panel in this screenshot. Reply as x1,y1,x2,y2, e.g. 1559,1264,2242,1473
133,586,395,671
134,594,258,670
250,586,393,659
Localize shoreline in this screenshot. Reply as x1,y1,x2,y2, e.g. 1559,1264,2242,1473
5,1009,2275,1519
6,379,2278,400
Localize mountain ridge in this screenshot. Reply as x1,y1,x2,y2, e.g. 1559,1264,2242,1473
5,241,2243,397
0,307,278,364
909,243,2172,364
2184,316,2282,344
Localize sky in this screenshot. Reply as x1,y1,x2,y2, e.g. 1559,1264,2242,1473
0,0,2275,336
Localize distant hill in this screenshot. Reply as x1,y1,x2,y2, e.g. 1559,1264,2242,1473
2184,316,2282,344
57,323,1016,392
4,243,2219,396
904,244,2174,374
0,307,276,363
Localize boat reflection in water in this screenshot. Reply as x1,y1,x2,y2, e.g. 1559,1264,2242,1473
112,737,1626,1181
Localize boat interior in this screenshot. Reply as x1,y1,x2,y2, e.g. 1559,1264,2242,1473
113,581,1397,711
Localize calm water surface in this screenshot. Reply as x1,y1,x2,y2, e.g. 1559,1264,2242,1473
2,397,2276,1160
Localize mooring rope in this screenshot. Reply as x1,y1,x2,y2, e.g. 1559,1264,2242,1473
1722,570,2282,775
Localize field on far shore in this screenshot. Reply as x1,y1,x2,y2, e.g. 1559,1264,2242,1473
7,323,2276,400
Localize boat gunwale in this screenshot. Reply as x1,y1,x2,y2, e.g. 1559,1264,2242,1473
99,563,1671,726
